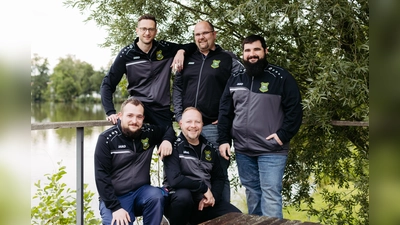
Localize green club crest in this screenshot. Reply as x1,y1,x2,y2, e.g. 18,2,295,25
156,50,164,60
141,138,150,150
259,82,269,92
204,149,212,161
211,60,220,69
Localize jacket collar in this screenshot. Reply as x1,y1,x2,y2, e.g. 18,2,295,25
133,37,159,55
178,132,207,148
196,44,222,56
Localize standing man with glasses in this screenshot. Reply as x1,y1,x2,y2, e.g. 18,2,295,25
101,14,196,129
218,34,303,218
173,21,243,202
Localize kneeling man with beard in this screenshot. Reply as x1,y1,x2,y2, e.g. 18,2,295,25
94,97,175,225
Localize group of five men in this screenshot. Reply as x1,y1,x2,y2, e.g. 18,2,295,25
94,14,303,225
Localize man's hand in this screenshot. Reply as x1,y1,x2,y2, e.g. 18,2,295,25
157,140,172,160
211,120,218,125
111,208,131,225
106,114,118,125
198,188,215,211
266,133,283,145
219,143,231,160
171,49,185,73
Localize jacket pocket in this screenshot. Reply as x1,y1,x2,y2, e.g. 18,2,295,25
264,138,283,151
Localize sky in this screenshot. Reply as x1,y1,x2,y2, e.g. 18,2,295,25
32,0,114,71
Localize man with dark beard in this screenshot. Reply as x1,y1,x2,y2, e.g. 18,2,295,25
94,97,175,225
218,35,303,219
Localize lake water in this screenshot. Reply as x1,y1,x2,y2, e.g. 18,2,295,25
31,102,246,220
31,102,114,218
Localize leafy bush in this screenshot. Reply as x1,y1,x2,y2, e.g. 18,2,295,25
31,161,101,225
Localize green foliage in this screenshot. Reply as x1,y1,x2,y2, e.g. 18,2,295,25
114,75,130,102
64,0,369,223
31,54,50,102
31,161,101,225
48,55,101,102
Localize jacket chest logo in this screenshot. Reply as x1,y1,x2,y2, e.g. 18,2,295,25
204,149,212,161
156,50,164,60
211,60,220,69
141,138,150,150
259,82,269,92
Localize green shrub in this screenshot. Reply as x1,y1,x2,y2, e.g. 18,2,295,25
31,161,101,225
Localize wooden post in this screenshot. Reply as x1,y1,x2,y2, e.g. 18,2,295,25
76,127,84,225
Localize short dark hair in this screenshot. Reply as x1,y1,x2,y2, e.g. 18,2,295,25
120,97,144,112
138,14,157,27
242,34,267,50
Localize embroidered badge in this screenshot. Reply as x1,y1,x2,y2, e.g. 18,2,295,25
156,50,164,60
141,138,150,150
205,150,212,161
259,82,269,92
211,60,220,69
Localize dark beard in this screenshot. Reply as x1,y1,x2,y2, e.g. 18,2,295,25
122,127,142,139
243,57,267,76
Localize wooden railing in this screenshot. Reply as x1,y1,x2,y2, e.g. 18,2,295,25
30,120,368,225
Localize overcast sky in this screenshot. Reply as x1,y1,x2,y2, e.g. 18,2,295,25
32,0,114,70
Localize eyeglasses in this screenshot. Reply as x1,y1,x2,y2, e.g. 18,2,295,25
194,30,214,37
138,27,156,33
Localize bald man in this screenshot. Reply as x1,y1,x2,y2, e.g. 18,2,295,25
162,107,241,225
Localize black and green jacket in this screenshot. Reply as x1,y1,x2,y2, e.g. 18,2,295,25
163,133,225,203
218,62,303,156
94,121,175,212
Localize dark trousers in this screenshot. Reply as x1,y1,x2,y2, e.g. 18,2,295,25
165,189,241,225
142,104,173,128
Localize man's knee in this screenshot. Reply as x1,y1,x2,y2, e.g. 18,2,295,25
146,187,165,206
170,189,193,207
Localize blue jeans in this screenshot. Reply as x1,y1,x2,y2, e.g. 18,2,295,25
236,152,287,218
201,124,231,202
99,185,164,225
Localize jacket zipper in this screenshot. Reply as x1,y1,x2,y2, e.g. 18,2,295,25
148,42,158,61
246,76,254,149
195,55,206,107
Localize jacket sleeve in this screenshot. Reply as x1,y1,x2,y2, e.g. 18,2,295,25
94,135,122,212
100,49,127,116
217,76,235,145
179,42,197,55
164,146,208,193
209,150,225,203
276,73,303,143
172,71,184,122
162,125,176,145
162,41,197,57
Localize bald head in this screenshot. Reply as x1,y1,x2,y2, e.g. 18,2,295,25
194,21,217,55
179,107,203,145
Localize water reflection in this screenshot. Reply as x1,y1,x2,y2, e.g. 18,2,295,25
31,102,115,216
31,101,112,122
31,102,120,143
